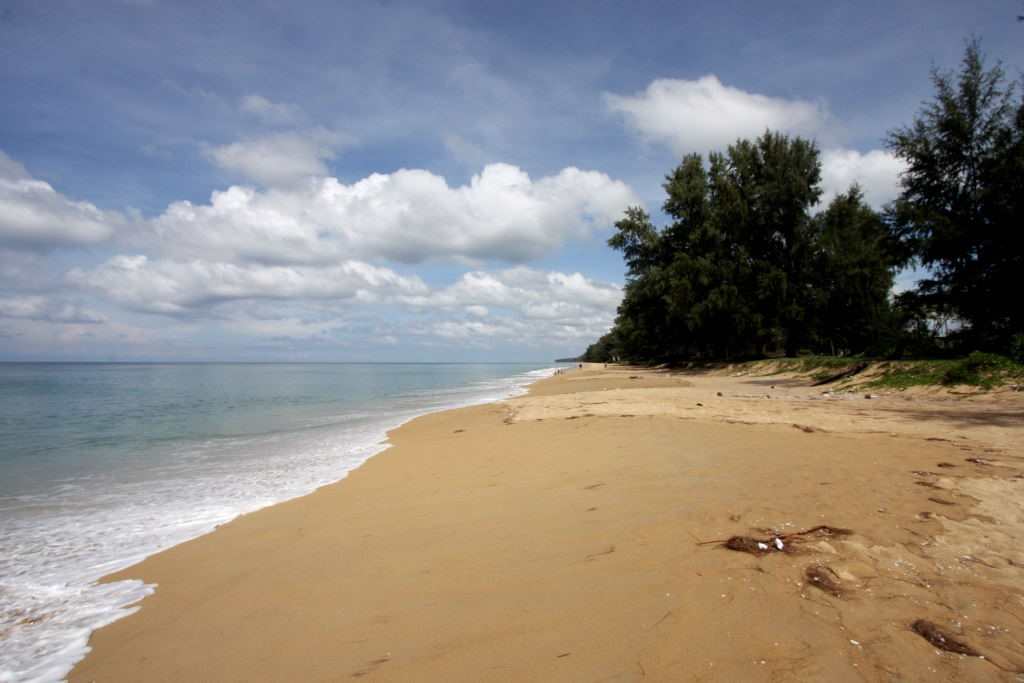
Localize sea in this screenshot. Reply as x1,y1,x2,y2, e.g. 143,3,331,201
0,362,559,682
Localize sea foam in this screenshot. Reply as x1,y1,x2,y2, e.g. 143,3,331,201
0,366,555,683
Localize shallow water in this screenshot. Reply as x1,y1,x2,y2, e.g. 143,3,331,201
0,362,556,683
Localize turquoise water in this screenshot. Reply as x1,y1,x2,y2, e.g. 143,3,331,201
0,362,556,683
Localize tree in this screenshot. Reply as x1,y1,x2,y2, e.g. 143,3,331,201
886,40,1024,352
811,186,899,355
606,132,826,361
719,133,822,355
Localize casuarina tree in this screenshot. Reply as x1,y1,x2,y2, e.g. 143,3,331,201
887,40,1024,352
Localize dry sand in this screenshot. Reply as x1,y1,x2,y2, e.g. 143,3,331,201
71,364,1024,681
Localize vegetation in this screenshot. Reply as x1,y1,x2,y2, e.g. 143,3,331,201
752,353,1024,390
583,40,1023,379
591,133,901,362
887,41,1024,355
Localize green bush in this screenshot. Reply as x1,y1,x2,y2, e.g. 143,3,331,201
1009,335,1024,364
942,352,1018,387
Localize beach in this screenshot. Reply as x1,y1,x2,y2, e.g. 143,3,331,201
70,364,1024,681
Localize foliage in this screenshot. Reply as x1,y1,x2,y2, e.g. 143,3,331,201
583,41,1021,369
810,186,901,355
940,351,1024,388
1010,334,1024,363
760,354,1024,390
886,40,1024,353
602,132,897,362
581,331,618,362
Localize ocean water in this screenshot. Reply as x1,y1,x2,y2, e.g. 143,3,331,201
0,362,557,682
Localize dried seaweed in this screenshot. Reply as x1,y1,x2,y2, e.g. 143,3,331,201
804,565,844,597
911,620,981,657
714,525,853,556
724,536,775,555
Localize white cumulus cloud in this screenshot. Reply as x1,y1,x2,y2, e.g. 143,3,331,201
0,151,123,249
820,148,906,208
605,77,906,209
205,128,352,186
69,255,428,315
149,163,638,264
402,267,622,343
605,75,829,154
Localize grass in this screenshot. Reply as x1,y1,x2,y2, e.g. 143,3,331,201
752,352,1024,390
866,353,1024,390
866,360,956,389
763,356,866,381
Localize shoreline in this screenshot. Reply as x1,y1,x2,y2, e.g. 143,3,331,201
70,364,1024,681
3,365,557,683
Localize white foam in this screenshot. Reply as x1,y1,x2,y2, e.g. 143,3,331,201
0,367,557,683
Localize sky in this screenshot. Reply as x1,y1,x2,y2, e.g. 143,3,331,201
1,1,1022,362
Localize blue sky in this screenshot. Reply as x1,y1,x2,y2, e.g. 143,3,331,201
1,1,1021,361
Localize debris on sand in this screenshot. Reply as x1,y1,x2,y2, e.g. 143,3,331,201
966,457,994,465
804,565,844,597
715,525,853,556
936,462,957,468
792,423,816,433
910,619,981,657
723,535,780,556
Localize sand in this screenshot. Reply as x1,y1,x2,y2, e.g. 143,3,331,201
70,364,1024,681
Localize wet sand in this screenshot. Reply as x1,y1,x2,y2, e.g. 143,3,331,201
71,365,1024,681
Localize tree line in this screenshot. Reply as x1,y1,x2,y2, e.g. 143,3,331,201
584,41,1023,363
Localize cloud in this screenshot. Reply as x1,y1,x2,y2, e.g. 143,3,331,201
149,163,638,265
605,77,906,210
420,268,622,318
68,254,621,351
432,319,506,339
820,148,905,208
0,151,123,249
239,94,302,125
605,75,829,154
204,128,352,186
69,255,428,315
443,133,489,167
226,316,345,340
401,267,622,343
0,295,106,323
